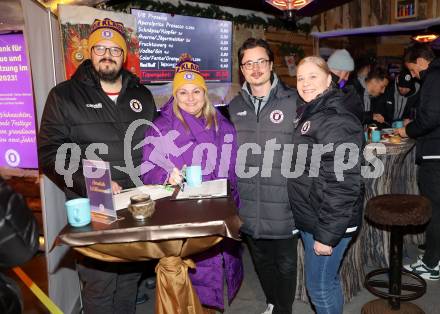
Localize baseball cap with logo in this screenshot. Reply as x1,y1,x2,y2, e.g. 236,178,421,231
88,18,127,62
397,68,414,89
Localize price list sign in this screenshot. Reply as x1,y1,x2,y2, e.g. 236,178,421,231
132,9,232,83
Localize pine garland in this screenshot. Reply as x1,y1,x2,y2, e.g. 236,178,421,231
104,0,311,33
279,42,305,59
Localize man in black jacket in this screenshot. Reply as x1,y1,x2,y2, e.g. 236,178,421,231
351,67,389,125
397,43,440,280
228,38,298,314
374,68,420,127
38,18,158,312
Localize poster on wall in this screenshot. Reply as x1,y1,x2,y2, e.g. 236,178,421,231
0,33,38,169
58,5,139,79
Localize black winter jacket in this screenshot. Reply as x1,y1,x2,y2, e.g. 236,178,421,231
331,73,364,123
373,80,419,127
228,80,298,239
38,60,157,199
0,177,39,268
350,77,384,125
406,58,440,164
287,88,364,246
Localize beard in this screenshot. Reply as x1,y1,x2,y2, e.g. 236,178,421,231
247,71,271,87
95,58,122,83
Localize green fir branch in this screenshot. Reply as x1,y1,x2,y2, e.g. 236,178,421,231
103,0,311,33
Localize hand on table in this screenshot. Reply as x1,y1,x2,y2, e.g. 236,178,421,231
403,118,411,127
395,127,408,138
314,241,333,256
373,113,385,124
168,167,183,185
111,181,122,194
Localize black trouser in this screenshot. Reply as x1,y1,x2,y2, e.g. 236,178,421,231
419,163,440,268
77,257,143,314
243,234,298,314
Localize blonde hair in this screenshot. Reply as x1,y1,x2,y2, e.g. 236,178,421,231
297,56,331,75
173,93,218,132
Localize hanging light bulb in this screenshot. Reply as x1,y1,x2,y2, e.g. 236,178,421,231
411,32,439,43
266,0,313,11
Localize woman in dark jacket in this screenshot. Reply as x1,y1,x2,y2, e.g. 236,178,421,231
287,56,363,314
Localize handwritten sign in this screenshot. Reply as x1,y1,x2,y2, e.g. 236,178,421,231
83,159,117,222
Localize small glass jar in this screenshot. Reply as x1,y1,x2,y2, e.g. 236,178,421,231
128,194,155,220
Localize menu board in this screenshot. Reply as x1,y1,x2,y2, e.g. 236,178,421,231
0,33,38,169
132,9,232,83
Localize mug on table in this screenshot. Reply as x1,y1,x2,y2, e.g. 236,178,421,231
392,120,404,128
65,198,91,227
185,165,202,187
371,130,381,143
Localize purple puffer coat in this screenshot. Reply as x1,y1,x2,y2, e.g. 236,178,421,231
141,101,243,309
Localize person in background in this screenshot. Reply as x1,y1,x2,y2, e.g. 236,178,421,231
38,18,158,313
327,49,354,88
373,67,420,127
396,43,440,280
0,176,39,314
352,55,375,83
327,49,363,123
228,38,298,314
352,66,389,125
141,54,243,312
287,56,363,314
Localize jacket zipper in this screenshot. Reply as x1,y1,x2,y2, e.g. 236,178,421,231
256,98,262,123
255,111,261,238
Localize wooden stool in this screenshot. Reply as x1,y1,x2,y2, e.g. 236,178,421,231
362,194,431,313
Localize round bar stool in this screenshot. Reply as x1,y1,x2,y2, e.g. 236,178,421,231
362,194,431,314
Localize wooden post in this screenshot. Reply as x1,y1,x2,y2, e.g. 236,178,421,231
313,36,319,56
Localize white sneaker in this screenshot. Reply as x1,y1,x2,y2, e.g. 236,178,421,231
261,303,274,314
404,258,440,281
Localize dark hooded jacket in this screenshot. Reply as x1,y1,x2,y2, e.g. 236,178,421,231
0,178,39,314
38,60,157,199
406,58,440,164
374,79,419,126
0,177,39,268
228,78,298,239
331,73,364,123
287,88,364,246
350,76,379,125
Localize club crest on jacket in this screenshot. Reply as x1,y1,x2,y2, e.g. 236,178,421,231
130,99,142,112
301,121,311,134
270,110,284,124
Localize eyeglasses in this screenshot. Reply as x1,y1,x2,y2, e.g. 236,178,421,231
92,45,123,57
241,59,270,70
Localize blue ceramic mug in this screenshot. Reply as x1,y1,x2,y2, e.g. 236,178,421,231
371,130,381,143
65,198,91,227
392,120,404,128
185,165,202,187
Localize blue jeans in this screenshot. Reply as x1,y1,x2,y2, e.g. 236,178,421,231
300,231,351,314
